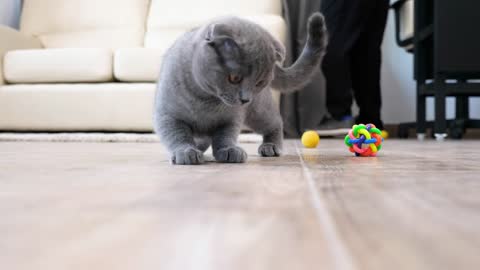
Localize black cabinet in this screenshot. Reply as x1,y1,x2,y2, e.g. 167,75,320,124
434,0,480,76
393,0,480,139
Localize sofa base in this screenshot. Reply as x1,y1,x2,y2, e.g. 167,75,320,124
0,83,156,131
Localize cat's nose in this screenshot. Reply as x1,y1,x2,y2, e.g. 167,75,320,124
240,98,250,104
239,89,251,105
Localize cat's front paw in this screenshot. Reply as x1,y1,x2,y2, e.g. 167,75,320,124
172,147,204,165
214,146,247,163
258,143,282,157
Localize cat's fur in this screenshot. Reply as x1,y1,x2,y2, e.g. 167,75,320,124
154,13,327,165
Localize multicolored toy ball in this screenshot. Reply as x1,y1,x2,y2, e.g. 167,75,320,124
344,124,384,157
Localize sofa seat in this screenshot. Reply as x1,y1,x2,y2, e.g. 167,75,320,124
0,83,155,131
114,48,164,82
4,48,113,83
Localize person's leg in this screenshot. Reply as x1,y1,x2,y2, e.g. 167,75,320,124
350,0,389,130
322,41,353,119
321,0,358,120
319,0,375,134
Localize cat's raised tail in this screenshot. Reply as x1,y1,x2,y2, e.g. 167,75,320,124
271,12,328,93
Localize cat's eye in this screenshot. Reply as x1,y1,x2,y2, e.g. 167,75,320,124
256,80,265,87
228,74,243,84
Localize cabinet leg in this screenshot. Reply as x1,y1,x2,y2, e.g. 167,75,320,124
434,75,447,139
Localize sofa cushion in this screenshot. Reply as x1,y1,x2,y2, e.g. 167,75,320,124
0,26,43,85
145,15,286,49
33,29,146,49
145,0,284,48
4,49,113,83
20,0,150,48
147,0,281,26
114,48,164,82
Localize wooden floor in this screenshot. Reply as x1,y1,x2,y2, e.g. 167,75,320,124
1,139,479,270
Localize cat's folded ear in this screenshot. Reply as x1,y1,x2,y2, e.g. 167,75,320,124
205,24,231,44
205,24,219,43
205,24,242,64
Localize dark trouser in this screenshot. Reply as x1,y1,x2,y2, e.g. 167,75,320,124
321,0,389,129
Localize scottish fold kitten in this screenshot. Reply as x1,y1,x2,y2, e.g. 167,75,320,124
154,13,327,165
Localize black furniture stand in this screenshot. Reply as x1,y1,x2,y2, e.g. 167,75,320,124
392,0,480,140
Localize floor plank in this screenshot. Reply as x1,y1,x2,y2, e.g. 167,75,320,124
0,142,335,270
299,139,480,270
1,139,479,270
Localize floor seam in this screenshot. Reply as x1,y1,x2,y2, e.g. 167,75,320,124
295,142,356,270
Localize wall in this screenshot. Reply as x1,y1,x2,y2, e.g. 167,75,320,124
0,0,21,28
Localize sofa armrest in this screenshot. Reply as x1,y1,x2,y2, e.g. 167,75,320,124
0,26,42,85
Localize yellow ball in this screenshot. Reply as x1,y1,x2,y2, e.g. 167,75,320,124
381,130,389,139
301,131,320,148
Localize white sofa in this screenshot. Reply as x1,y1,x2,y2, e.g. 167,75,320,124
0,0,286,131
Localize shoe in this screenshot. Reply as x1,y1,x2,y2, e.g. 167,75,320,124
316,115,354,136
355,116,384,130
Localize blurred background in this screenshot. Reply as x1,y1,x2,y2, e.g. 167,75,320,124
1,0,479,134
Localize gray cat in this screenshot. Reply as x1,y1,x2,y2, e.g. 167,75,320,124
154,13,327,165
